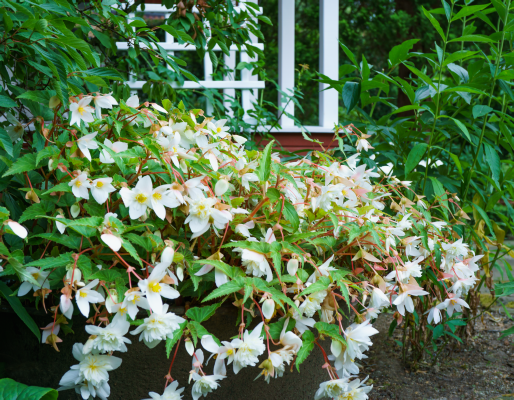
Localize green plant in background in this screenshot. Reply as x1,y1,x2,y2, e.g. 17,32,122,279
0,378,58,400
316,0,514,362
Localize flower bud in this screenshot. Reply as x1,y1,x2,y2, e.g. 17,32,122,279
287,259,299,276
262,298,275,320
176,265,184,282
185,338,194,356
70,204,80,218
330,339,343,357
6,220,28,239
215,178,229,197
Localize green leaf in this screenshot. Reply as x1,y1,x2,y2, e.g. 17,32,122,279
299,276,331,297
19,203,54,224
124,233,152,252
3,153,37,176
90,269,124,282
472,203,496,240
449,35,496,43
121,240,143,266
295,330,315,372
257,15,272,25
484,143,501,186
31,233,81,250
42,181,73,195
449,117,472,143
472,105,493,119
0,378,58,400
194,260,236,279
186,303,221,323
202,280,244,302
342,81,361,113
268,317,295,340
166,321,187,358
25,252,73,270
0,282,41,342
256,140,274,182
405,143,428,174
315,321,347,345
422,7,446,41
0,95,17,108
0,128,13,156
500,325,514,339
388,39,419,66
276,198,300,232
339,42,358,67
8,258,39,286
451,4,489,21
266,188,281,202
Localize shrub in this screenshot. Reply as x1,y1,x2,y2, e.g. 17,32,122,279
0,90,478,399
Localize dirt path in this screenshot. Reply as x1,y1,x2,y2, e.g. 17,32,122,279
364,308,514,400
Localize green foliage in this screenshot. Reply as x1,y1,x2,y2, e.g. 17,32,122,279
0,378,58,400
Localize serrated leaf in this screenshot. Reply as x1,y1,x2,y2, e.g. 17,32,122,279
299,276,331,297
194,260,236,279
31,233,81,250
0,95,17,108
295,330,315,372
0,128,13,156
124,233,153,252
121,240,142,266
3,153,37,176
202,280,244,302
166,321,187,358
186,303,221,323
315,321,347,345
25,252,73,270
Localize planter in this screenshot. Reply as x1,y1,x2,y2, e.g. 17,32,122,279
1,307,331,399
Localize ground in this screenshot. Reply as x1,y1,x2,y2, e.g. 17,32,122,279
365,304,514,400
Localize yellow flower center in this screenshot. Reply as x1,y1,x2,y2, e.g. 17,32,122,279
172,146,178,153
80,291,88,298
135,193,147,204
216,127,222,133
153,192,162,201
131,295,140,304
32,272,40,280
96,181,104,188
450,299,457,305
149,281,161,293
75,180,82,188
226,349,233,355
342,189,348,196
78,106,85,115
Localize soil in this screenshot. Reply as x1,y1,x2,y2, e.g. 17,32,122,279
366,308,514,400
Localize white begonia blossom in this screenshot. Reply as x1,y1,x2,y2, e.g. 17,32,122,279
214,178,230,197
7,220,28,239
100,139,128,164
232,322,266,373
236,247,273,282
119,176,154,220
262,298,275,320
70,97,95,126
287,258,299,276
344,320,379,361
76,279,105,317
17,267,50,296
121,289,150,320
56,215,66,234
138,254,180,313
131,304,186,348
370,287,389,310
91,177,116,204
308,255,336,283
101,233,122,252
151,184,181,220
437,295,469,317
84,313,131,353
184,191,232,239
393,286,429,316
427,306,442,324
315,377,352,399
299,289,327,318
235,220,255,238
207,119,230,139
143,381,184,400
77,132,99,161
291,308,316,334
191,372,225,400
93,93,118,118
241,172,259,190
69,172,92,199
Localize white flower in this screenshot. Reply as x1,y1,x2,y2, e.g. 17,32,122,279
100,139,128,164
7,220,28,238
262,298,275,320
131,304,185,348
344,320,379,360
76,279,105,317
56,215,66,234
369,287,389,309
287,258,299,276
101,233,122,252
427,307,442,324
442,238,469,259
232,322,266,373
91,177,116,204
241,172,259,190
315,378,350,399
207,119,230,139
70,97,95,126
69,173,91,199
138,248,179,313
191,372,225,400
84,313,131,353
299,289,327,318
393,287,429,316
307,255,336,283
77,132,99,161
121,289,150,320
143,381,184,400
385,257,424,283
236,248,273,282
93,93,118,118
291,309,316,334
151,184,181,220
185,191,232,239
126,94,139,108
17,267,50,296
215,178,230,197
356,137,372,152
438,296,469,317
119,176,153,220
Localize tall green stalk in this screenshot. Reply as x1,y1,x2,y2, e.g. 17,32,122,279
422,2,455,192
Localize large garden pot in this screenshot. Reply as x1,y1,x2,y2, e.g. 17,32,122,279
0,306,331,399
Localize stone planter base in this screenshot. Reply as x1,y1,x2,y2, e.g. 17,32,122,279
0,308,331,399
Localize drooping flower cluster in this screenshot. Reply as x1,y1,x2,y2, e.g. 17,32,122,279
1,92,481,399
